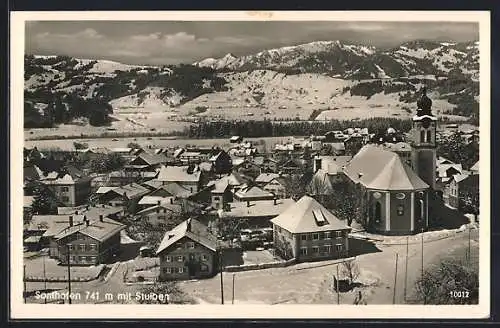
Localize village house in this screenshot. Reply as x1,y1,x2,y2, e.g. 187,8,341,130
230,136,243,143
135,202,183,228
270,196,351,262
156,218,217,281
210,179,233,210
254,173,281,187
52,215,125,266
39,166,92,207
232,159,262,179
98,182,150,207
233,185,276,202
262,176,293,199
208,150,233,174
124,151,167,172
446,173,480,210
157,165,202,193
215,198,295,230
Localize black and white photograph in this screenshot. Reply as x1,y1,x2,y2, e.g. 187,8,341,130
10,11,490,319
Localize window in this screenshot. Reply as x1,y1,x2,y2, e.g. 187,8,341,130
335,231,343,238
427,130,432,143
324,232,331,240
178,267,184,274
202,254,209,261
300,247,308,256
335,244,343,252
90,256,96,262
61,186,69,192
419,199,425,221
200,264,209,272
312,246,319,254
301,234,307,241
396,192,406,200
158,216,166,221
68,245,74,251
420,130,426,143
397,205,404,216
89,244,96,251
177,255,184,262
79,256,86,262
374,201,382,223
187,242,195,249
79,244,85,251
71,256,76,262
165,267,172,274
312,233,319,241
325,245,332,253
213,196,220,201
165,255,172,262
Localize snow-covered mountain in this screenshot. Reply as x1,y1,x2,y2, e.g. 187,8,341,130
24,39,479,131
194,40,479,80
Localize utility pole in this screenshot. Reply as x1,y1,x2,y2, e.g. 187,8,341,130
23,264,27,303
392,253,399,304
336,264,340,305
421,228,424,281
43,255,47,304
404,236,409,302
232,273,235,304
219,246,224,305
421,228,425,305
468,225,471,266
67,244,72,304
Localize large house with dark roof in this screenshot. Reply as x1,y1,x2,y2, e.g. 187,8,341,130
270,196,351,262
51,215,125,266
156,218,217,281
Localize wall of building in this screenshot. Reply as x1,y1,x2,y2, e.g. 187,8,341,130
295,230,349,262
158,237,216,281
55,230,120,265
140,208,179,228
389,191,413,233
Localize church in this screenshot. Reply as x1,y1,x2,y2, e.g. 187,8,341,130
342,88,437,235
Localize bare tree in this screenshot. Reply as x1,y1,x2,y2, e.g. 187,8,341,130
341,259,360,285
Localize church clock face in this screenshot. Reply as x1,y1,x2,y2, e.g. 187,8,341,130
422,117,431,129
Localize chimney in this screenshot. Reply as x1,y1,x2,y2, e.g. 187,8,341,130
85,220,90,227
99,214,104,222
274,198,277,205
186,218,192,232
358,173,364,179
157,200,161,206
69,215,73,227
247,200,250,207
86,205,89,210
170,198,173,204
75,210,79,215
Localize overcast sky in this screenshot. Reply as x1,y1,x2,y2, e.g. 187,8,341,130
25,21,479,65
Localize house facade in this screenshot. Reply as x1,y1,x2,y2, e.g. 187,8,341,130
42,171,92,207
157,218,217,281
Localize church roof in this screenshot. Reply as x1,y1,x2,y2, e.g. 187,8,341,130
344,145,429,191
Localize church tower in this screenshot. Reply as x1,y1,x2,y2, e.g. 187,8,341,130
411,87,437,190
